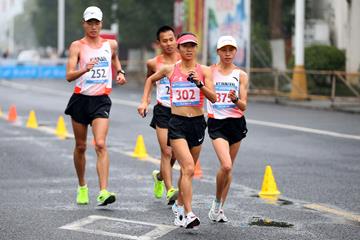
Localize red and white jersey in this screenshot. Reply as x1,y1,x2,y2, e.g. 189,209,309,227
155,55,171,107
169,62,205,107
207,65,244,119
74,39,112,96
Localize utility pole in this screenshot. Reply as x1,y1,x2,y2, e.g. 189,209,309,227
57,0,65,56
290,0,308,100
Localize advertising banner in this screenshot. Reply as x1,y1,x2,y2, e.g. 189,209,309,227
207,0,250,67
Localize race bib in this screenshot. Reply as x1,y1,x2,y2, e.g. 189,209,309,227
85,60,110,85
171,81,200,106
157,77,170,101
213,84,236,109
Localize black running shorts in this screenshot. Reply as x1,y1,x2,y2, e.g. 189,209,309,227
168,114,207,148
207,116,248,145
65,93,112,125
150,103,171,129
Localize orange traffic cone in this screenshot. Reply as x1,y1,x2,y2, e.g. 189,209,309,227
194,160,203,178
7,105,17,122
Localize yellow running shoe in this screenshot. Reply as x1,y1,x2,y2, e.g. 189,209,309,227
166,187,179,205
97,189,116,206
76,185,89,205
152,170,164,199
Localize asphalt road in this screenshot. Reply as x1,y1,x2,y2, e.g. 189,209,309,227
0,79,359,240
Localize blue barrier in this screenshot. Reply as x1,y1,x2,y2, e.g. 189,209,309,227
0,65,66,79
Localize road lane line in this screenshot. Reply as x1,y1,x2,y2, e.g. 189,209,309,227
304,203,360,223
247,119,360,140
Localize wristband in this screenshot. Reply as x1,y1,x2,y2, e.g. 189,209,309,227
231,96,239,103
117,69,126,75
196,82,204,88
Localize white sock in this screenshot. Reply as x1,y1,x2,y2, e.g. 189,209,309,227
213,199,221,213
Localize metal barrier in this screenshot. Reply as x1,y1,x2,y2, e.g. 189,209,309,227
249,68,360,102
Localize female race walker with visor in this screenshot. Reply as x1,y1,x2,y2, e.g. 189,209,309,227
207,36,248,222
64,6,126,206
141,32,216,229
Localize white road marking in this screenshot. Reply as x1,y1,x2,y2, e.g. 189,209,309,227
59,215,176,240
247,119,360,141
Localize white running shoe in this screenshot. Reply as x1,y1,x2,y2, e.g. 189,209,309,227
208,200,221,222
218,209,228,223
172,204,185,227
185,212,200,229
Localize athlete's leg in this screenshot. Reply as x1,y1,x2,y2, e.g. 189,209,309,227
221,141,241,205
211,138,233,202
171,139,199,214
72,119,88,187
156,126,173,190
91,118,110,191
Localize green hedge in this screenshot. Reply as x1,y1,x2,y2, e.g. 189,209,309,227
288,44,345,70
288,45,346,95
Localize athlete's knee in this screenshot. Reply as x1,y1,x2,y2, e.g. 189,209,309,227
160,146,172,159
94,139,106,151
75,143,87,153
221,163,232,174
182,164,195,177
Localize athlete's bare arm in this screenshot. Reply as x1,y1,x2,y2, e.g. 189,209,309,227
144,58,157,103
137,65,173,117
198,65,217,103
66,41,97,82
137,58,157,117
237,71,248,111
109,39,126,85
228,70,248,111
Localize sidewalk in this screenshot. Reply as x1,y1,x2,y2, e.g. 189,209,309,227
249,95,360,114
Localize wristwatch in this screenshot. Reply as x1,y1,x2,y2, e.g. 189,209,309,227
231,96,239,103
117,69,126,75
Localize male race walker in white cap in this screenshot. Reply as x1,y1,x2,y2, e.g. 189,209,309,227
65,6,126,206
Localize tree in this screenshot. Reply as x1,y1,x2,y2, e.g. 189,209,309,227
26,0,173,54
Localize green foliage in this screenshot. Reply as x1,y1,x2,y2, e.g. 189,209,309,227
250,0,295,68
251,22,272,68
115,0,173,49
288,45,346,95
30,0,173,50
305,45,345,71
288,45,345,70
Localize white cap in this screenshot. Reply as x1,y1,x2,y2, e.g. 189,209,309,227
217,36,237,49
83,6,103,21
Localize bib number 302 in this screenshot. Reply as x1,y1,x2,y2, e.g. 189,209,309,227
175,89,196,100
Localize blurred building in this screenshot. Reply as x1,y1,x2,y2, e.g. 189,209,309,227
0,0,24,56
306,0,360,74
